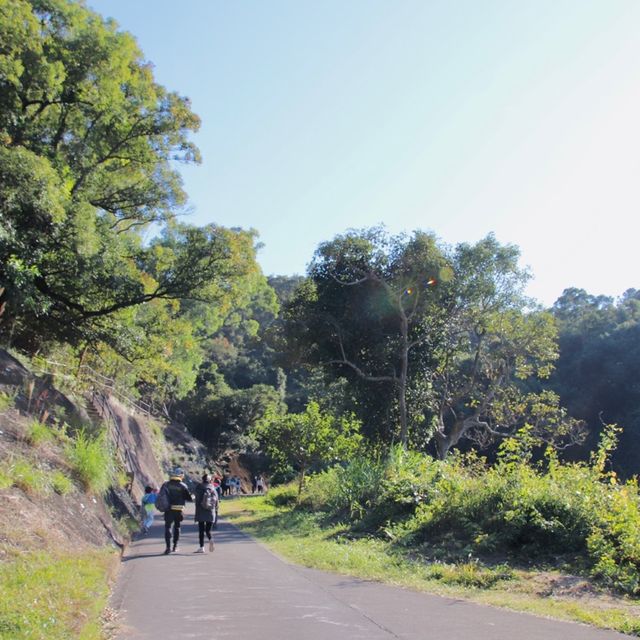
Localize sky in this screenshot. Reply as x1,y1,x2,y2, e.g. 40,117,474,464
88,0,640,306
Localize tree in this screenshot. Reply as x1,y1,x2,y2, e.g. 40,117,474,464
0,0,211,350
283,228,452,446
283,229,581,456
253,401,362,497
549,288,640,476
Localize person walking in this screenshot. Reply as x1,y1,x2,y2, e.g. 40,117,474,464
161,467,192,555
141,485,157,534
194,473,218,553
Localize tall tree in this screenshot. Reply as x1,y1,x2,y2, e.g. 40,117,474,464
284,228,451,445
549,287,640,475
0,0,223,352
283,229,580,455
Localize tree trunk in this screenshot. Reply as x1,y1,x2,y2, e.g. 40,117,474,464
433,414,488,459
398,314,410,447
433,417,468,459
297,465,306,503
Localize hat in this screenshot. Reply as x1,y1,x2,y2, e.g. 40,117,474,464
170,467,184,479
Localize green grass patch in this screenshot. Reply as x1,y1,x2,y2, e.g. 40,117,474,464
0,549,118,640
225,497,640,636
0,391,15,412
65,429,113,494
50,469,74,495
9,457,49,496
26,419,54,446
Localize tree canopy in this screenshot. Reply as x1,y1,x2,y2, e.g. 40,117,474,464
281,229,582,456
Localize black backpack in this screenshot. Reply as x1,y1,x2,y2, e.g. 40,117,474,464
155,482,170,512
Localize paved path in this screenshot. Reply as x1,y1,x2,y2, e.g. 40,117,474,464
111,507,633,640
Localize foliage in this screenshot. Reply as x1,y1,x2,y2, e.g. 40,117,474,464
254,401,363,496
64,428,113,494
282,228,579,456
0,0,271,417
0,391,15,412
295,426,640,595
549,287,640,476
0,549,116,640
264,483,299,508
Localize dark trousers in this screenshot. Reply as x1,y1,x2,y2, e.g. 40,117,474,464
164,510,183,548
198,521,213,547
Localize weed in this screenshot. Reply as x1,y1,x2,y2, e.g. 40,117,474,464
65,429,113,494
26,420,53,446
0,390,16,412
10,457,48,495
50,470,73,495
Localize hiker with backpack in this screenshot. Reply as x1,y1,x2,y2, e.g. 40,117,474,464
194,473,218,553
156,467,192,555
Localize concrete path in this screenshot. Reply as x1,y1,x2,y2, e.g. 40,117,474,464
111,506,633,640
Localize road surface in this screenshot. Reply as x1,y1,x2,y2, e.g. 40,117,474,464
111,506,633,639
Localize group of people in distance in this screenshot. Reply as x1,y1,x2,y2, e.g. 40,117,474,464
142,467,269,555
141,467,221,555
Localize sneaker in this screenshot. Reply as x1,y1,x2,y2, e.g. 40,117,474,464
209,539,215,552
172,544,178,553
195,547,205,553
163,548,171,555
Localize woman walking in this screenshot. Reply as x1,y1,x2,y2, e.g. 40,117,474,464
194,473,218,553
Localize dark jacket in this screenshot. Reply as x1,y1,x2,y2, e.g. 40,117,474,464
167,478,192,511
194,481,218,523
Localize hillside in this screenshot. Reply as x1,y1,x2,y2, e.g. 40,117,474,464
0,348,226,638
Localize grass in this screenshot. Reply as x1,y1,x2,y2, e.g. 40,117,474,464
0,549,119,640
26,419,54,446
65,429,113,494
50,469,74,495
10,457,49,495
0,391,15,412
224,496,640,637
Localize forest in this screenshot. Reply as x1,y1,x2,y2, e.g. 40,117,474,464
1,0,639,480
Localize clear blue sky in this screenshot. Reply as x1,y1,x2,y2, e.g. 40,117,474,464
88,0,640,306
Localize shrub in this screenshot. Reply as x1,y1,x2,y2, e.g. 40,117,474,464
587,480,640,595
265,483,298,507
65,429,113,494
319,456,386,519
300,467,340,511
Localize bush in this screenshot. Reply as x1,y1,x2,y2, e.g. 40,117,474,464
303,456,386,520
265,483,298,507
0,390,16,412
274,426,640,595
65,429,113,494
587,480,640,595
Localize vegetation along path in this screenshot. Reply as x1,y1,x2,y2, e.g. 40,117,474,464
111,507,633,640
